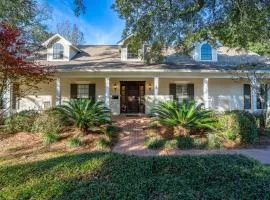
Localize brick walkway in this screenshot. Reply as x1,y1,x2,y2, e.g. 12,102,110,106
112,116,270,164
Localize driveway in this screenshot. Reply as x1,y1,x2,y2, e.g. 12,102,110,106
112,116,270,164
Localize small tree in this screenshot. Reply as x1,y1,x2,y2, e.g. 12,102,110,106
0,22,54,116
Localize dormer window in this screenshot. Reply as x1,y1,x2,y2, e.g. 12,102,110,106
201,43,212,61
127,45,139,59
53,43,64,59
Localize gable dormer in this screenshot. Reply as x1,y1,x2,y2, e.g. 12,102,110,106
193,41,217,62
42,34,81,61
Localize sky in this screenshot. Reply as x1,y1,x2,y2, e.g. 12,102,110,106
38,0,125,45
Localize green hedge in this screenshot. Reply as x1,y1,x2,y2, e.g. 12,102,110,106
0,153,269,199
217,110,258,144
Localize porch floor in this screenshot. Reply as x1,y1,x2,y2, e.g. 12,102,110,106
112,116,270,164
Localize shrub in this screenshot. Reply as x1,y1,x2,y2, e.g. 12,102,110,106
57,99,111,133
217,111,258,144
145,136,164,149
32,109,63,134
68,137,82,147
164,139,178,149
3,110,38,133
176,136,195,149
95,137,111,150
42,132,58,145
151,100,217,135
206,133,223,149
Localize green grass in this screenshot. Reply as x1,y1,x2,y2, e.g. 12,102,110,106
0,153,270,199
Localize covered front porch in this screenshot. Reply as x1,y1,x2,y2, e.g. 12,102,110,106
49,71,262,115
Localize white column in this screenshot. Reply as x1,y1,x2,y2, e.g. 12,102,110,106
154,77,159,103
203,78,209,109
105,77,110,108
56,77,61,106
251,76,257,112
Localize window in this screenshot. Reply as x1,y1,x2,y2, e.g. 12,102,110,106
169,83,194,102
70,84,96,101
53,43,64,59
201,43,212,61
127,45,139,59
77,84,89,99
176,84,189,103
257,84,268,109
244,84,268,110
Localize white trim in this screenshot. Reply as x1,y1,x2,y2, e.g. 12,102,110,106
42,33,81,52
203,78,209,109
105,77,110,108
154,77,159,103
251,76,257,112
56,77,61,106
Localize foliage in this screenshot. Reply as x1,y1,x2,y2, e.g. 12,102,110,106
56,99,111,133
112,0,270,56
206,133,223,149
176,136,195,149
0,22,54,116
217,111,258,144
32,109,63,135
56,20,85,45
151,100,217,132
68,137,82,147
0,152,270,199
95,137,112,150
0,0,52,47
164,139,178,149
42,132,58,145
3,111,38,133
145,136,164,149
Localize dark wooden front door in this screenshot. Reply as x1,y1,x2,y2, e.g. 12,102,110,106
120,81,145,113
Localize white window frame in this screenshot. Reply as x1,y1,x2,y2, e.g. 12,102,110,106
77,84,89,99
176,84,189,103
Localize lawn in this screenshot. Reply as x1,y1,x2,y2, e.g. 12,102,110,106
0,153,270,200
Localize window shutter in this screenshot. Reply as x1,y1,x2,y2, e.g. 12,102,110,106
169,84,176,100
244,84,251,109
89,84,96,101
187,84,194,100
70,84,78,99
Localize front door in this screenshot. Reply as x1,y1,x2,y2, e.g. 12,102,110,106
120,81,145,113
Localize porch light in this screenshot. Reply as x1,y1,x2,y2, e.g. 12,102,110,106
113,83,117,92
148,83,152,91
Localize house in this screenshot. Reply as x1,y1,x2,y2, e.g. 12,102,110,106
6,34,270,115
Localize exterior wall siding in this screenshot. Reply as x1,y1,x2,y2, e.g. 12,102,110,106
15,76,254,114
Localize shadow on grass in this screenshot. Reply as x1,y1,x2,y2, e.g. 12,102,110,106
0,152,270,199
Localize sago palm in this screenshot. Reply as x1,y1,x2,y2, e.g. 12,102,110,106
57,99,111,133
151,100,216,131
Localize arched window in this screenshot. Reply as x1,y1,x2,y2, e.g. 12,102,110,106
53,43,64,59
201,43,212,61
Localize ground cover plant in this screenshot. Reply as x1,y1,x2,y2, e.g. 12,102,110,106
147,101,260,150
0,152,269,200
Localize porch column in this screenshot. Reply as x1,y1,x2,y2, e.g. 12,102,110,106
203,78,209,109
3,79,12,116
105,77,110,108
154,77,159,103
251,76,257,112
56,77,61,106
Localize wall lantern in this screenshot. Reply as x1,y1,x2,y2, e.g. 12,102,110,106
148,83,152,91
113,83,117,92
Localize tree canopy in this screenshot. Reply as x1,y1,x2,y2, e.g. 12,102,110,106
57,20,85,45
111,0,270,55
0,0,52,48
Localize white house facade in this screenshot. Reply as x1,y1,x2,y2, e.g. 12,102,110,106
6,34,270,115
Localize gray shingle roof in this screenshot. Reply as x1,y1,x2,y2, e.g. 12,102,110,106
36,45,270,72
